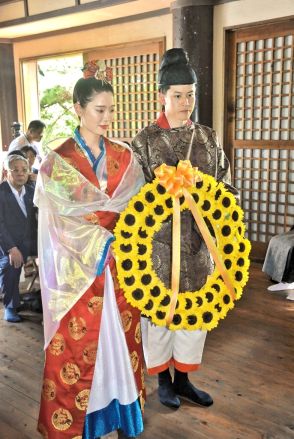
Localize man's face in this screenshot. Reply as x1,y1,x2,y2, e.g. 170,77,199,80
25,150,36,168
6,159,29,190
30,128,44,142
159,84,196,125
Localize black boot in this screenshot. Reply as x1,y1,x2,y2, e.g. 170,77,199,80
158,369,180,409
173,370,213,407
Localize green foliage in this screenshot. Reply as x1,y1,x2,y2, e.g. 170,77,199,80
40,85,72,108
37,54,83,148
40,85,78,147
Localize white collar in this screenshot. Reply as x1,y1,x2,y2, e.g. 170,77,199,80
7,180,26,199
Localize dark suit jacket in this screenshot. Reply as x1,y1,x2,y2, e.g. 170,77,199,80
0,181,37,259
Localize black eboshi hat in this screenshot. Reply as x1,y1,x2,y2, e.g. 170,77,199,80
158,48,197,86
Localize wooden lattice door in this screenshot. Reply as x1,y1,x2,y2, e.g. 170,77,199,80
224,20,294,259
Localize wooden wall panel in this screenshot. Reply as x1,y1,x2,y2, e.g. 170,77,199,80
0,43,18,149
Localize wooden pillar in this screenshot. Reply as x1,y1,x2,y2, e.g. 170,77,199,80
0,42,18,150
172,0,213,127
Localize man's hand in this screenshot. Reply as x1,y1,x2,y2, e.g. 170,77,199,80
8,247,24,268
29,172,37,182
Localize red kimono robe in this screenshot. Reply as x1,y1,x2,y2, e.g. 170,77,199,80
38,137,145,439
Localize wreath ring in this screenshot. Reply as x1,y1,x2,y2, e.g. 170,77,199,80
113,164,250,331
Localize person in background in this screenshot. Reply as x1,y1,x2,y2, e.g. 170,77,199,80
21,145,37,170
21,145,38,187
0,149,26,183
7,150,26,159
8,120,45,170
35,64,145,439
263,226,294,300
7,148,37,188
0,154,37,322
131,48,238,410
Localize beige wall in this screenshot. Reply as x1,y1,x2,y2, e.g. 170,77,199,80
28,0,75,16
22,60,40,125
213,0,294,143
0,1,24,23
13,13,173,123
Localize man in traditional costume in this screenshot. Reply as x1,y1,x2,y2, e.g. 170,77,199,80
131,48,238,409
36,65,145,438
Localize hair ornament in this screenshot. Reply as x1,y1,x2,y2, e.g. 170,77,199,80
82,59,113,83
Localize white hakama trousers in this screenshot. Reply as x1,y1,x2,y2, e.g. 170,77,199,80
141,317,207,374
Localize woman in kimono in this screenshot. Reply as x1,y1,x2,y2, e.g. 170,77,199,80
36,64,145,439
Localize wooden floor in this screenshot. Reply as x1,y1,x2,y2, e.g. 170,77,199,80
0,263,293,439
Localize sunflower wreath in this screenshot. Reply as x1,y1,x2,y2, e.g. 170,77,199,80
113,161,251,331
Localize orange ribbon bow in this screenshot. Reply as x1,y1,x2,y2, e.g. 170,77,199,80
154,160,200,198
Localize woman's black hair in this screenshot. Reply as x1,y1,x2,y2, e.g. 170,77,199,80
73,77,114,107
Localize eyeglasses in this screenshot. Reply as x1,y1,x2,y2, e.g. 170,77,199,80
9,167,29,174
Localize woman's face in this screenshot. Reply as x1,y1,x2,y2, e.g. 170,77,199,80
74,91,115,137
159,84,196,127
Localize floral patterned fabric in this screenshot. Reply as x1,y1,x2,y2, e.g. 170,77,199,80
37,137,145,438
